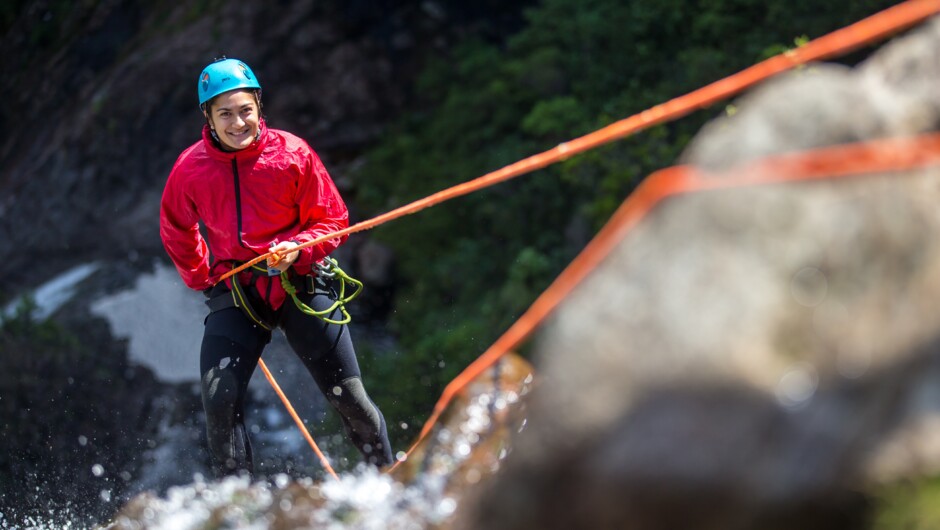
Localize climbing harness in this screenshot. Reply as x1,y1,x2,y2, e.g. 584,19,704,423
207,256,362,328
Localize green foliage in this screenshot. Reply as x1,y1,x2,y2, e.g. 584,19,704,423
871,475,940,529
521,96,586,138
1,296,78,348
353,0,901,443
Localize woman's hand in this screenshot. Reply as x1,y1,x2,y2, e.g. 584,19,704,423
267,241,301,272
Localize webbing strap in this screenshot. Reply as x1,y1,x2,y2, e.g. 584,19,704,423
205,292,237,313
230,274,274,330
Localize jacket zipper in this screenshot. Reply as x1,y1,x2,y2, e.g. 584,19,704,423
231,157,248,249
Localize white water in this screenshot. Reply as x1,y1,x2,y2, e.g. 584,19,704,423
0,356,528,530
102,367,530,529
108,469,457,530
90,264,205,383
2,263,100,322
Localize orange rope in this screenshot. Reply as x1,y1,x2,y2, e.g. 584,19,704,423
218,0,940,285
389,132,940,469
257,358,340,480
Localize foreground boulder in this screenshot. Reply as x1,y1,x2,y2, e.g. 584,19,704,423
457,16,940,530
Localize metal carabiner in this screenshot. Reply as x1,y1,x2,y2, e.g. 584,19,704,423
315,257,338,279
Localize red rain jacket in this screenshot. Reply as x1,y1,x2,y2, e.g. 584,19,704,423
160,119,348,310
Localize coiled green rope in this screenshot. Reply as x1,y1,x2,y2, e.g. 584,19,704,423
279,256,363,325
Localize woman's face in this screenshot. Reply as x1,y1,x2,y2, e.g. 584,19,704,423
206,89,260,151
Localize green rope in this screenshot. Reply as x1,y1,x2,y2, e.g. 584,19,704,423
279,256,363,325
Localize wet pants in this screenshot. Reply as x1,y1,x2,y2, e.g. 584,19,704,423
199,286,393,477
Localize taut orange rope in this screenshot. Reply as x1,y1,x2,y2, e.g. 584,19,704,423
258,358,340,480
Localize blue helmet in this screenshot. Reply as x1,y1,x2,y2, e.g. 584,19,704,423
197,58,261,107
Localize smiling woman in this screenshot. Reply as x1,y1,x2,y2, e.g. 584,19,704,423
197,58,263,151
159,57,393,478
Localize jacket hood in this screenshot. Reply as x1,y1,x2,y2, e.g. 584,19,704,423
201,118,270,160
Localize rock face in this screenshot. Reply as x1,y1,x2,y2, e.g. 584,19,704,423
0,0,529,299
457,17,940,530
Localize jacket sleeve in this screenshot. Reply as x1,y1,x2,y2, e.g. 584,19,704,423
159,161,212,290
289,147,349,268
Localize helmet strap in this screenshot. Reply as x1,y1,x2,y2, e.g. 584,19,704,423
202,107,219,143
203,114,222,146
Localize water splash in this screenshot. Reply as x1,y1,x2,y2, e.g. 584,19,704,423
100,354,534,530
0,508,82,530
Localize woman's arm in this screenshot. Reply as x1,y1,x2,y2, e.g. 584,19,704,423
160,165,212,290
287,147,350,267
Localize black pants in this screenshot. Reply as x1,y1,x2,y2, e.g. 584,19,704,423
199,284,393,477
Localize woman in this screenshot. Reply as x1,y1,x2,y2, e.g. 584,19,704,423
160,57,393,477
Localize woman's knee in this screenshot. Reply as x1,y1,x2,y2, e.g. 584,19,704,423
201,364,242,417
200,330,259,412
326,377,381,428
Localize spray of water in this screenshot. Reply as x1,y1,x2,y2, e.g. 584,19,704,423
94,354,534,530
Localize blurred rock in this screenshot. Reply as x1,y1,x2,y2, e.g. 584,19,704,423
389,353,533,493
457,16,940,530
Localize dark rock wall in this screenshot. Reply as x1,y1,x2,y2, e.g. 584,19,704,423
0,0,530,297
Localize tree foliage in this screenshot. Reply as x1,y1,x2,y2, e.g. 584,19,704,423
352,0,900,446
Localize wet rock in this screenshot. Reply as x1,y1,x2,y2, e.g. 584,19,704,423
390,353,533,492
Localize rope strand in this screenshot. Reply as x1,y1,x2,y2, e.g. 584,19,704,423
258,358,340,481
